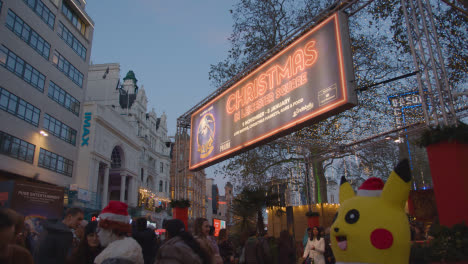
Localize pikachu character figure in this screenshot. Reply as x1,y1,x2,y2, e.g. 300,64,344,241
331,159,412,264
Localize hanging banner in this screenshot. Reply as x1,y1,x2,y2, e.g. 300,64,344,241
190,11,356,170
213,218,221,237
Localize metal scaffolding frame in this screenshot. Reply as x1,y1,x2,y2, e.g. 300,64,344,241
173,0,463,198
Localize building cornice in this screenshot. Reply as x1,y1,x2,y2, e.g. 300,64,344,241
94,115,142,151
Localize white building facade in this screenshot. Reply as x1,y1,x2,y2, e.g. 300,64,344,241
75,63,172,225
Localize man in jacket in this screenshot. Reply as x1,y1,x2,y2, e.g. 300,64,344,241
33,207,84,264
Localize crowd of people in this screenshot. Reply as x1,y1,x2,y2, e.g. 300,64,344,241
1,200,341,264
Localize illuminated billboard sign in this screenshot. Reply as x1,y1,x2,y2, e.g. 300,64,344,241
213,219,226,237
190,11,356,170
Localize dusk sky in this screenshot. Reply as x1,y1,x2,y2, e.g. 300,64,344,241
86,0,233,135
86,0,234,191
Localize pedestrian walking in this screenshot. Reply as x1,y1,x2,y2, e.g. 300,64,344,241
303,226,325,264
0,208,33,264
68,221,103,264
218,229,234,264
154,219,211,264
243,229,266,264
323,227,335,264
94,201,144,264
33,207,84,264
194,217,222,264
278,230,295,264
132,217,158,264
257,231,272,263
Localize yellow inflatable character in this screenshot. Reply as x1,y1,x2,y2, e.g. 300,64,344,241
331,159,412,264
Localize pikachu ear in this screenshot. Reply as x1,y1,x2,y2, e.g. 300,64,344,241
339,176,355,204
381,159,412,209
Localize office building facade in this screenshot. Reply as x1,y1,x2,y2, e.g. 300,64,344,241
0,0,94,187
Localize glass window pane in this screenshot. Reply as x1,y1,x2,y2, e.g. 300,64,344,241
7,96,17,114
17,101,26,117
6,12,15,29
15,58,24,76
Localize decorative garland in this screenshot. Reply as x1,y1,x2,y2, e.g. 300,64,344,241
411,222,468,262
169,199,191,208
418,121,468,147
305,211,320,217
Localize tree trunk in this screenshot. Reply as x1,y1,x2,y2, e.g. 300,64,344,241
312,159,328,203
257,209,265,234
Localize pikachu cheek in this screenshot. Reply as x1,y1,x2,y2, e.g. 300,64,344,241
370,228,393,249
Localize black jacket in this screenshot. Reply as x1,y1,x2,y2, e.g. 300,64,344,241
132,228,158,264
33,220,73,264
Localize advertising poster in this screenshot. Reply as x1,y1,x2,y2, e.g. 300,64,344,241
10,181,65,220
213,218,221,237
0,180,14,207
190,11,356,170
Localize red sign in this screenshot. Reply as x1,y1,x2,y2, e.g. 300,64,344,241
213,219,221,237
190,12,356,170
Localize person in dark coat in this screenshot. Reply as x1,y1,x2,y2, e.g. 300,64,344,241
33,207,84,264
132,217,157,264
67,221,103,264
278,230,295,264
154,219,211,264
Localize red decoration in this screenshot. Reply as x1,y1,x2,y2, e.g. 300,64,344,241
307,215,320,228
370,228,393,249
173,207,188,230
426,141,468,227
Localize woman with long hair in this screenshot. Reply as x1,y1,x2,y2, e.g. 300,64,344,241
154,219,210,264
302,226,325,264
193,218,222,264
67,221,103,264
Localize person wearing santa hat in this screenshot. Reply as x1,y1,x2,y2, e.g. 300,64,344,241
94,201,144,264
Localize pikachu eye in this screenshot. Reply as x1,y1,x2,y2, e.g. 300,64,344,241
345,209,360,224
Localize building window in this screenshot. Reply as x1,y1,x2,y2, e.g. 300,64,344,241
160,162,163,173
140,168,144,182
57,22,87,61
39,148,73,176
61,1,87,36
111,147,122,168
165,181,168,192
0,130,35,163
188,178,192,187
51,50,83,87
0,45,46,92
159,180,163,192
0,1,2,12
49,0,59,7
48,81,80,116
6,10,51,60
330,194,334,203
43,114,77,145
22,0,55,29
0,86,40,127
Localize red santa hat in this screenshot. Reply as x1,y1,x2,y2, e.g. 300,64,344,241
357,177,384,197
98,201,131,233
